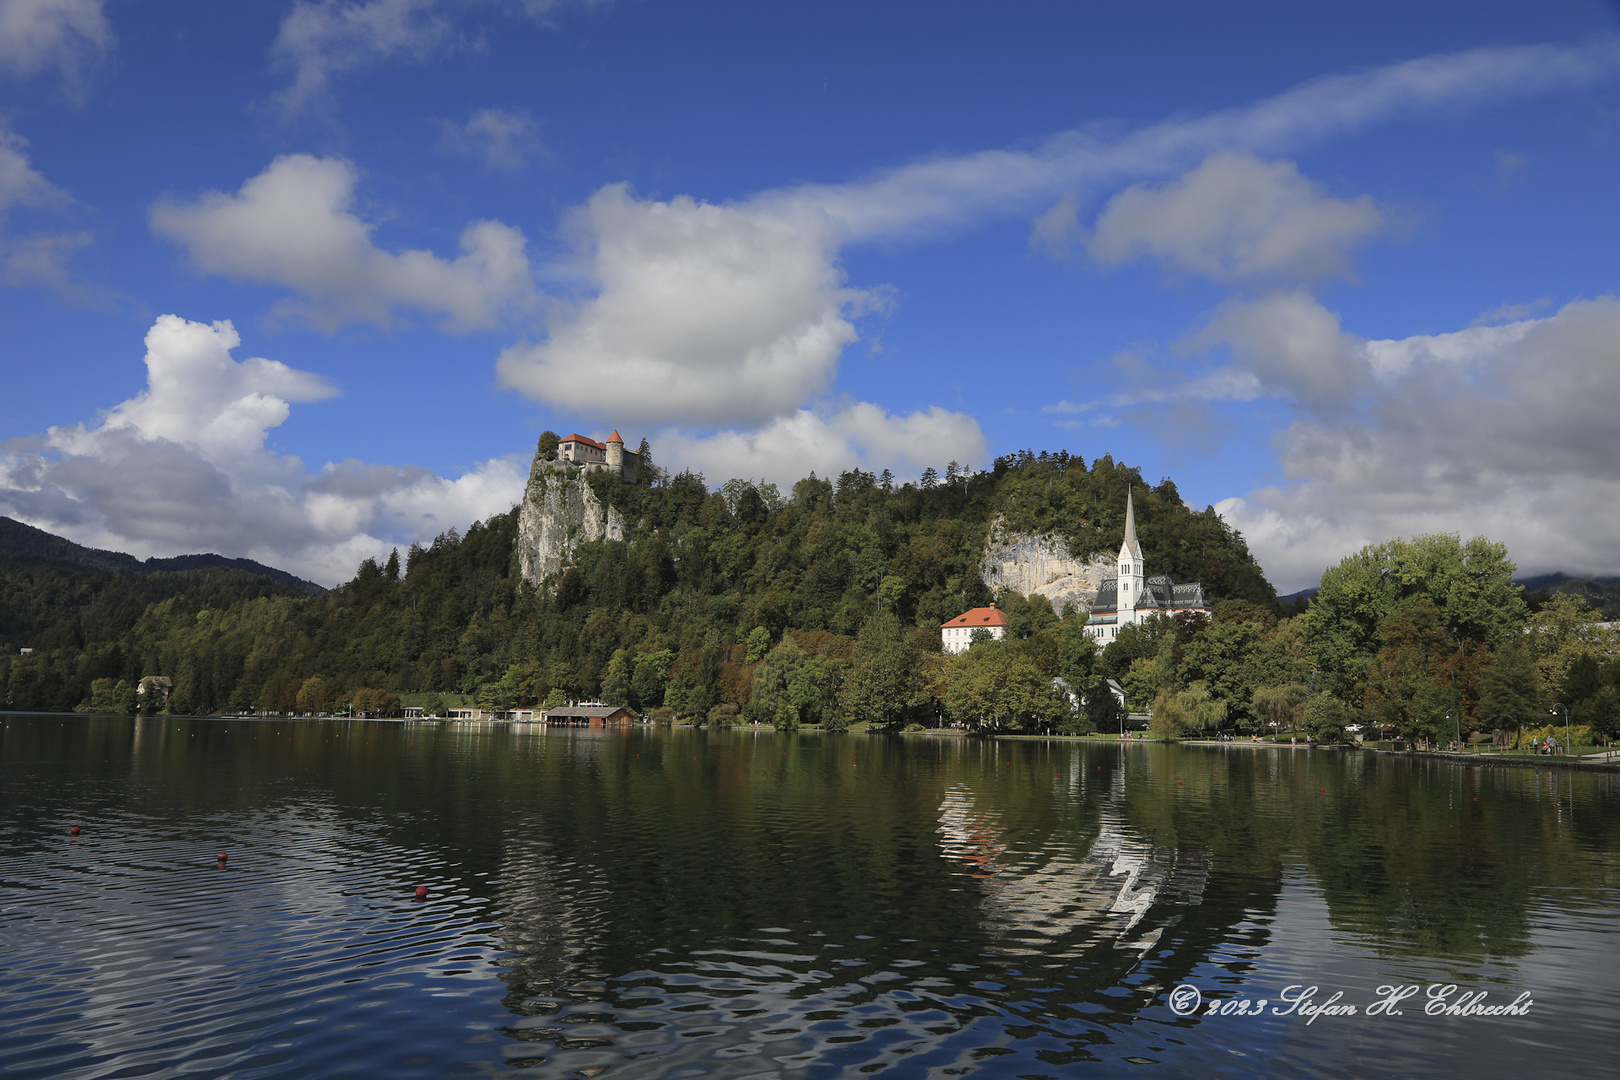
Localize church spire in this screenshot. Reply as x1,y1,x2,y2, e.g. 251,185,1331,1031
1122,487,1143,561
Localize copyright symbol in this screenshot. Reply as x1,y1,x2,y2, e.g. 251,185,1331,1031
1168,984,1201,1016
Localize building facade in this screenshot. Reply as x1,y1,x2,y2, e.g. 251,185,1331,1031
942,606,1009,655
558,431,640,482
1085,490,1211,643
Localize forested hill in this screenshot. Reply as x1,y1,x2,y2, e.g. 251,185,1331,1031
1,452,1276,716
0,516,325,595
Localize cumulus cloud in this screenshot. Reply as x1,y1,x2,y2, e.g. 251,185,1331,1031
498,183,863,427
1191,290,1371,413
1216,298,1620,590
1089,151,1389,281
439,106,544,172
149,154,536,330
652,403,987,490
0,316,526,586
493,43,1614,433
0,0,111,97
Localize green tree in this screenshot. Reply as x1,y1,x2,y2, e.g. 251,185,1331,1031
1149,690,1189,741
789,655,845,727
750,639,806,725
1365,602,1462,741
1526,594,1618,697
1178,682,1227,735
87,677,136,715
839,612,930,728
1304,533,1526,700
1477,642,1541,741
1253,682,1310,737
1588,685,1620,745
1302,692,1352,744
536,430,560,459
745,625,772,665
632,649,672,709
296,675,328,715
943,638,1064,732
600,648,631,706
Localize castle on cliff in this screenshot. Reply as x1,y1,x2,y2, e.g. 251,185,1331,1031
1085,490,1211,642
557,431,639,483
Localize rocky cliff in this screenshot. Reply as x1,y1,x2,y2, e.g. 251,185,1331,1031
980,518,1114,615
515,455,625,589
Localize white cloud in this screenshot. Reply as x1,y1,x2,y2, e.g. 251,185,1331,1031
780,40,1620,242
498,183,863,427
149,154,536,330
272,0,458,116
495,42,1617,435
1217,298,1620,591
0,0,111,96
0,121,94,294
439,106,543,172
271,0,611,115
1089,151,1389,281
652,403,986,490
1191,290,1370,413
1029,192,1081,257
0,316,527,586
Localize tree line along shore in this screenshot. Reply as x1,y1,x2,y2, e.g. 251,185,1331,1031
2,450,1614,749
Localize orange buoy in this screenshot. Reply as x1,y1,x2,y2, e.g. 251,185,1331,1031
70,825,80,836
217,851,228,863
415,886,428,900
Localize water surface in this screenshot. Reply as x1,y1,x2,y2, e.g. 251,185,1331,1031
2,716,1615,1078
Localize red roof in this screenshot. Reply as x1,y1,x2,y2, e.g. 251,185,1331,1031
561,433,606,450
943,607,1009,628
607,430,623,444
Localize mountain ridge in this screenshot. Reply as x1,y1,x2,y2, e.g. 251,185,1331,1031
0,516,325,596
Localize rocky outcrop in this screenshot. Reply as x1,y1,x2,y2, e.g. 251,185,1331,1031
980,518,1114,615
515,456,624,589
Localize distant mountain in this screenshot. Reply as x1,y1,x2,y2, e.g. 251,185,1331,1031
1516,572,1620,619
0,516,324,596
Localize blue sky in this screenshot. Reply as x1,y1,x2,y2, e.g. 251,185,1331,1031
3,0,1619,589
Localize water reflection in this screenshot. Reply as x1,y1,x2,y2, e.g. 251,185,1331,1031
0,716,1616,1079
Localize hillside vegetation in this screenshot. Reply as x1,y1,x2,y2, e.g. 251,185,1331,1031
1,452,1271,719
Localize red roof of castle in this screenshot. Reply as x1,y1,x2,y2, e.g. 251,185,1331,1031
607,430,622,444
561,433,606,450
943,607,1009,628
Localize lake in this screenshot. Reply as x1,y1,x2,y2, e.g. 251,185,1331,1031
1,715,1615,1079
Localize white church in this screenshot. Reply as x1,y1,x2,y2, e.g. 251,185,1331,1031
1085,490,1212,643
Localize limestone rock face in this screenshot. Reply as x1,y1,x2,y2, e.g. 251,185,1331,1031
515,458,625,589
980,519,1114,615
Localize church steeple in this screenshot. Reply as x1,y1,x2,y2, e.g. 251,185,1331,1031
1121,487,1143,562
1117,488,1145,613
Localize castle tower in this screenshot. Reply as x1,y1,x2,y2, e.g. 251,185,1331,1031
1117,488,1144,620
606,430,624,477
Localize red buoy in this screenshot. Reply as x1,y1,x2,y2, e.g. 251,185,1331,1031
415,886,428,901
70,825,80,836
217,851,228,862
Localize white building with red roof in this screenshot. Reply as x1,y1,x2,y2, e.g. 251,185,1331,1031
942,606,1009,655
558,430,639,482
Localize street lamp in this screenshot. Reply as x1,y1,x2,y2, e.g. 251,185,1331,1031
1551,703,1571,757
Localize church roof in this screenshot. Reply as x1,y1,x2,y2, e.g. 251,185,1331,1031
1121,488,1144,561
943,607,1009,629
1088,575,1211,620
